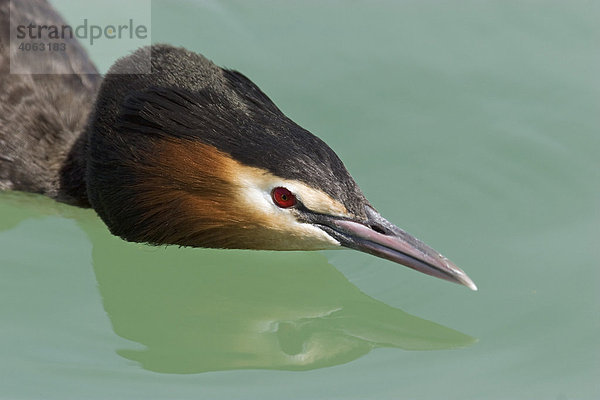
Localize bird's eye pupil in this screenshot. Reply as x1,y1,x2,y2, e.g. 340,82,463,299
271,187,296,208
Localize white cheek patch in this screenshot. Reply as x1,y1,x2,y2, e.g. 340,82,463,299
239,176,280,215
232,169,345,249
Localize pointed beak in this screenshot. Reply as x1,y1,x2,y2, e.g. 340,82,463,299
319,207,477,291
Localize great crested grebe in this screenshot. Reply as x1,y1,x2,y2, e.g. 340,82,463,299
0,0,476,290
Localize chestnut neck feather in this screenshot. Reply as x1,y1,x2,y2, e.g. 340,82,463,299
119,139,247,247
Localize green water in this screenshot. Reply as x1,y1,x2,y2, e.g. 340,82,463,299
1,1,599,399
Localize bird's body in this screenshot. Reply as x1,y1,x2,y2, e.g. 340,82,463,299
0,0,100,206
0,0,476,289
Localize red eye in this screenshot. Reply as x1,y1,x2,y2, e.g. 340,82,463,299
271,187,296,208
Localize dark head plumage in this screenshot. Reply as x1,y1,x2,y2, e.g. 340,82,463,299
117,46,367,215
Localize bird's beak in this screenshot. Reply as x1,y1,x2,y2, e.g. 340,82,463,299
319,207,477,291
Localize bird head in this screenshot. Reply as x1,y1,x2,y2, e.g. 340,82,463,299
85,45,476,290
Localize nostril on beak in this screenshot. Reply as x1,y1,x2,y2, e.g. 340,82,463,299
370,224,387,235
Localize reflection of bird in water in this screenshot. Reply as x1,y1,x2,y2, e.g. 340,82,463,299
0,0,475,289
93,235,476,373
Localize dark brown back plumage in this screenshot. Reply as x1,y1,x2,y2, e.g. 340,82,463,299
0,0,100,206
